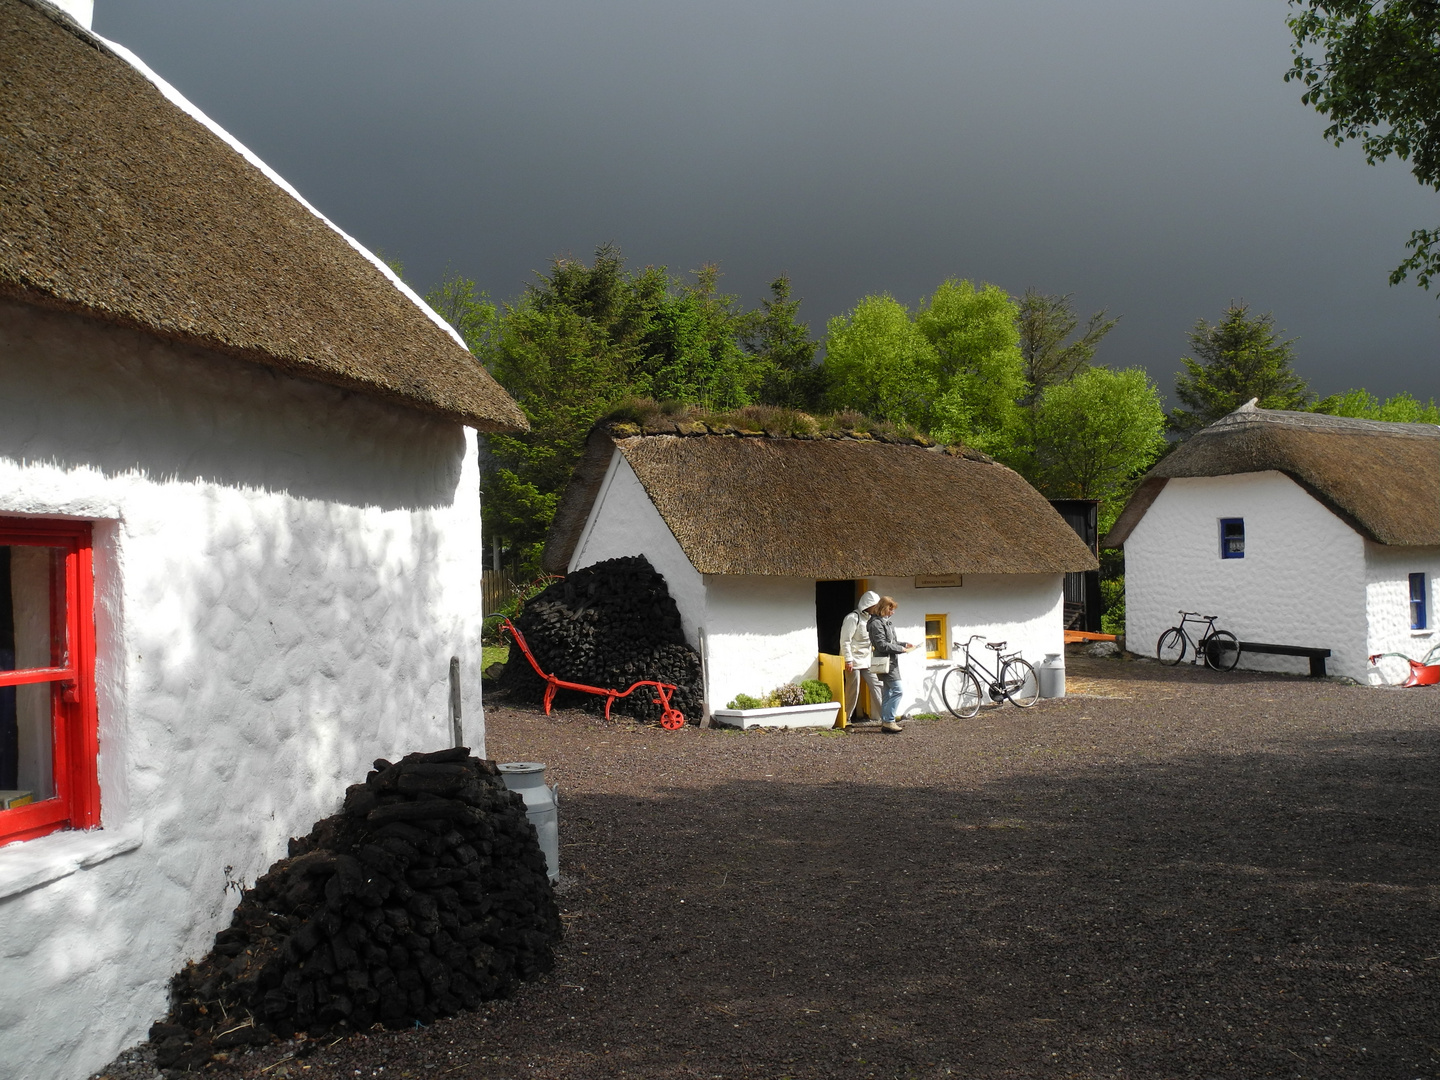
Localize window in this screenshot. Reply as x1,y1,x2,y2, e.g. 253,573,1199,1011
1220,518,1245,559
925,614,948,660
1411,573,1428,631
0,519,98,847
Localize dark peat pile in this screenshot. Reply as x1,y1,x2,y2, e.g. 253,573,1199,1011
497,555,702,724
148,748,560,1072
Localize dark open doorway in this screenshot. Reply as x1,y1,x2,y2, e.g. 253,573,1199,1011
1050,499,1102,632
815,580,859,654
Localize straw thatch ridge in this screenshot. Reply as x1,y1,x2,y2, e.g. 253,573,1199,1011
544,422,1097,578
0,0,527,432
1105,402,1440,548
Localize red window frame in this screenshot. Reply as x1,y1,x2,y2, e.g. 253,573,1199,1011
0,518,99,846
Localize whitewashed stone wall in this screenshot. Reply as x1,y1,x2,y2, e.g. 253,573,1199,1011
1123,471,1369,679
0,302,487,1080
860,574,1064,715
1363,542,1440,684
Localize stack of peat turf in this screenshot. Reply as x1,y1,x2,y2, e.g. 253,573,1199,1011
149,748,561,1072
497,555,702,724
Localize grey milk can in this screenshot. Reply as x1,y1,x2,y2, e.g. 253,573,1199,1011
498,762,559,883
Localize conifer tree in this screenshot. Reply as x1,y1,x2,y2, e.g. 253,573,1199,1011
1170,304,1310,434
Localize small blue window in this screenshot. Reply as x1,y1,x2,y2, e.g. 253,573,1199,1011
1220,518,1245,559
1411,573,1428,630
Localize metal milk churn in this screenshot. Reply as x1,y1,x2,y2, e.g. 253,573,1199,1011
1039,653,1066,698
498,762,559,883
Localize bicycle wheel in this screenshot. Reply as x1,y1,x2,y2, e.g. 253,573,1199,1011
1203,630,1240,671
1157,627,1186,665
1000,658,1040,708
941,666,983,718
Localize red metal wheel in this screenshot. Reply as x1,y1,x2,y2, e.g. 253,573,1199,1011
659,707,685,730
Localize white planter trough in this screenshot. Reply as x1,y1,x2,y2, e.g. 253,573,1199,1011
711,701,841,730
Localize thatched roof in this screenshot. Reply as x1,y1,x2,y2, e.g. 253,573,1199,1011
1106,401,1440,548
0,0,526,431
544,420,1098,578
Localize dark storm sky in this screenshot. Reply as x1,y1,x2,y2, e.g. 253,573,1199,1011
95,0,1439,401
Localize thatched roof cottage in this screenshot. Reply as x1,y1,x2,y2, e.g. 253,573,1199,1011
0,1,524,1075
544,412,1097,715
1106,401,1440,681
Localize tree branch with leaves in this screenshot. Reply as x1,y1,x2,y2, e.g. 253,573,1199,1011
1286,0,1440,291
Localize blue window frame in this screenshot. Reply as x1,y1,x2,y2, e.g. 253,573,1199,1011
1411,573,1428,630
1220,518,1245,559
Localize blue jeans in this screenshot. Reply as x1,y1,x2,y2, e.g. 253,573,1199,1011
880,676,904,723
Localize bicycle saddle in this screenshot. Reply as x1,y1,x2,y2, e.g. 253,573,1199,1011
986,641,1006,651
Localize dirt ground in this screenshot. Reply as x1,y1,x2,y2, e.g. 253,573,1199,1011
142,656,1440,1079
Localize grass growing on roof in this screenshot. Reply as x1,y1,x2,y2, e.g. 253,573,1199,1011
597,398,940,447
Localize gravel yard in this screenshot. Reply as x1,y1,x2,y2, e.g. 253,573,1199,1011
116,657,1440,1080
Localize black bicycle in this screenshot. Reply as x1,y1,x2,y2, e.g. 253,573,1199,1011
941,635,1040,717
1156,611,1241,671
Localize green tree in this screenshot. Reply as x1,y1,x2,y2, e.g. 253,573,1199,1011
916,280,1025,450
1286,1,1440,290
822,293,939,427
482,246,789,571
483,247,664,569
1170,303,1310,434
1030,367,1168,516
424,273,498,355
637,264,763,409
1312,387,1440,422
822,279,1023,451
743,275,823,409
1015,289,1120,403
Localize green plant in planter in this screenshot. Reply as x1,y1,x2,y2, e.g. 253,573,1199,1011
800,679,832,704
728,682,834,710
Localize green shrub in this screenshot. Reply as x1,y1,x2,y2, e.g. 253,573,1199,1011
727,693,765,710
1100,576,1125,637
800,679,832,704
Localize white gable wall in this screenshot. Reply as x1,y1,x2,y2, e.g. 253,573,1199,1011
1124,471,1368,679
568,451,707,647
0,302,487,1080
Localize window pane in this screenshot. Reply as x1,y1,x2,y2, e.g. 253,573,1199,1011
1,681,55,804
925,616,944,658
1220,519,1245,558
0,544,64,673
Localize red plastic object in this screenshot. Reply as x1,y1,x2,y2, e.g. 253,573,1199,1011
497,617,686,729
1368,652,1440,687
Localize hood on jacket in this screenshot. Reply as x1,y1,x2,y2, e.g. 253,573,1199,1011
856,590,880,613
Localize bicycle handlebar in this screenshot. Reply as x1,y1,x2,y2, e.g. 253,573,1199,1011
1177,610,1219,621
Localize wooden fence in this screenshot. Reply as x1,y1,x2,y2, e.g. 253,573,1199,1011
482,571,518,615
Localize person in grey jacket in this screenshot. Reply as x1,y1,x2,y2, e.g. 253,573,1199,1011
867,596,916,732
840,590,882,723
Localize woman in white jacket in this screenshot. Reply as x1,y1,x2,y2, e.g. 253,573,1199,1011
840,590,882,724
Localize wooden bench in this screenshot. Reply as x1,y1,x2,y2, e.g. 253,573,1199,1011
1064,630,1117,644
1238,641,1332,678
